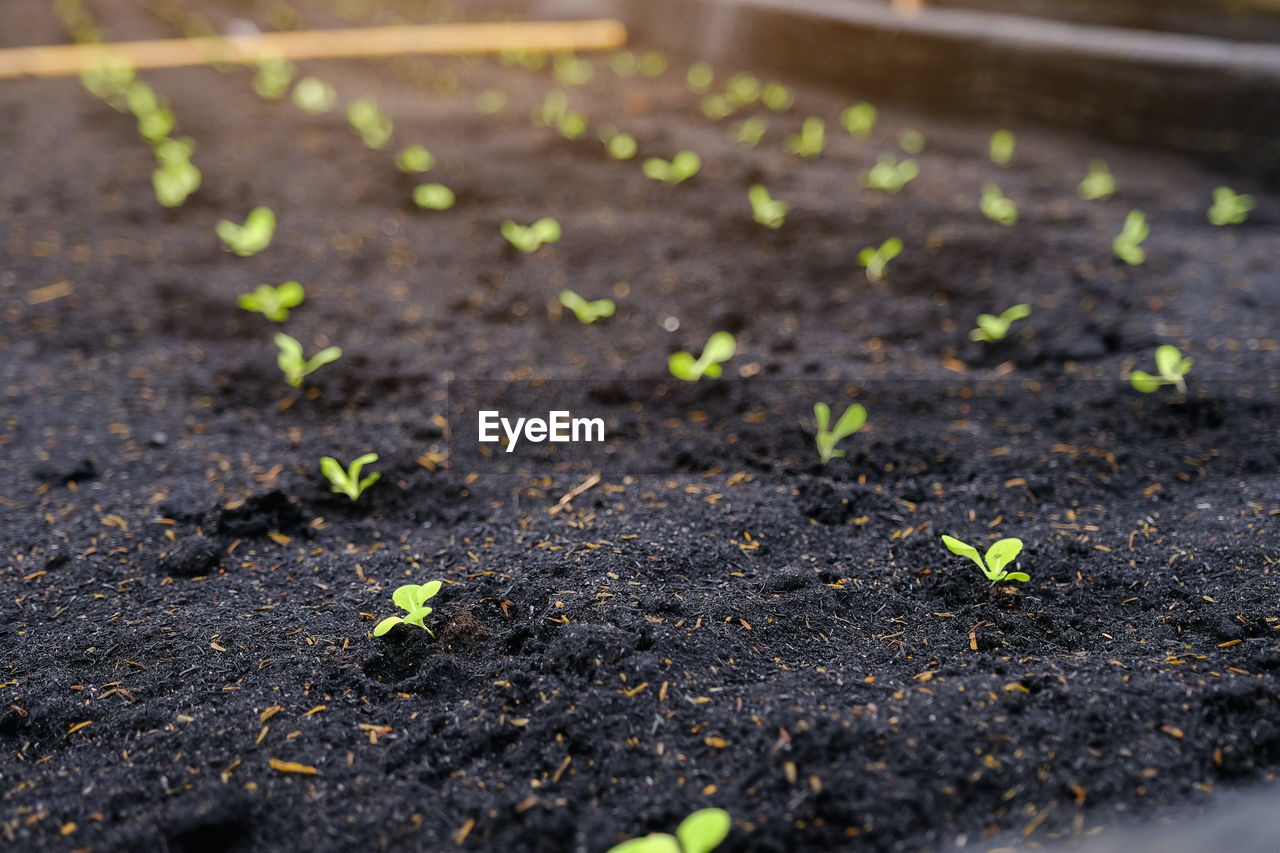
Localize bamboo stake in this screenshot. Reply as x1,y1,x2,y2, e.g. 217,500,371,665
0,19,627,80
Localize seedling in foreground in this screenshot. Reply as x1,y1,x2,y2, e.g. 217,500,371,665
413,184,455,210
970,304,1030,342
990,129,1015,166
238,281,304,321
642,152,701,185
1113,210,1149,265
373,581,442,637
606,808,730,853
980,183,1017,226
275,332,342,388
814,402,867,464
670,332,735,382
347,97,393,149
864,155,918,193
1129,345,1192,395
859,238,902,283
501,218,561,253
748,185,788,229
840,102,877,138
1078,159,1115,200
217,206,275,256
559,290,615,324
1208,187,1254,226
941,535,1029,583
321,453,380,501
785,116,824,157
396,144,433,173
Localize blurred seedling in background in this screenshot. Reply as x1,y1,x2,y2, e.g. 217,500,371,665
321,452,380,501
238,281,304,322
347,97,393,149
1208,187,1254,225
980,183,1018,226
686,61,714,93
1113,210,1149,265
859,237,902,283
761,82,794,111
217,207,275,256
898,129,925,154
733,116,767,148
606,808,731,853
476,89,507,114
532,90,587,139
396,144,433,173
1078,159,1115,200
553,52,592,86
813,402,867,465
670,332,735,382
373,581,442,637
599,125,637,159
786,117,825,157
941,535,1029,583
726,72,760,108
1129,345,1192,395
643,151,701,184
252,57,296,99
970,304,1030,342
990,129,1015,166
864,154,918,193
560,289,616,324
748,185,788,229
840,102,877,138
639,51,668,77
152,137,201,207
502,218,561,253
292,76,337,113
275,332,341,388
413,184,455,210
80,55,135,109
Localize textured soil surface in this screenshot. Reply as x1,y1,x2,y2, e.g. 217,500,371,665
3,1,1280,851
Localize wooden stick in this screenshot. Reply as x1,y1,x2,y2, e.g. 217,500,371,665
0,19,627,80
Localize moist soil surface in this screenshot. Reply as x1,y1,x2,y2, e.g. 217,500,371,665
3,1,1280,851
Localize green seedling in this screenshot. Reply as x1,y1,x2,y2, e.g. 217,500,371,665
137,106,175,143
840,102,876,138
990,129,1015,166
858,237,902,283
1129,344,1192,394
252,57,296,99
292,76,337,113
864,154,918,193
1208,186,1254,226
560,289,615,324
643,151,701,185
476,88,507,114
532,90,571,127
726,73,760,107
970,304,1030,342
606,808,731,853
686,61,714,93
941,535,1029,583
558,111,588,139
152,139,201,208
980,183,1017,226
217,206,276,257
320,452,380,501
733,116,767,148
275,332,342,388
238,281,304,322
1113,210,1149,265
347,97,393,149
599,125,637,159
413,184,455,210
1078,159,1115,200
786,116,824,157
669,331,735,382
813,402,867,464
80,57,136,108
396,144,433,173
899,128,925,154
761,82,793,111
553,52,592,86
700,94,733,121
747,185,788,229
501,218,561,253
373,580,441,637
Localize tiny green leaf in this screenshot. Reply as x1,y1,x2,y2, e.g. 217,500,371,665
676,808,731,853
990,129,1015,166
321,452,379,501
670,332,736,382
560,290,616,324
217,206,276,257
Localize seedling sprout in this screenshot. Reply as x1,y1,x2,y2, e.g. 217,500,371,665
396,144,434,173
1113,210,1149,265
252,57,296,99
501,218,561,253
1208,187,1254,226
238,281,304,322
560,290,616,324
859,238,902,283
217,207,276,257
786,117,825,157
373,581,442,637
970,304,1030,342
980,183,1017,226
686,61,714,93
292,77,337,113
347,97,394,149
606,808,731,853
321,452,380,501
275,332,342,388
864,155,918,193
761,82,794,111
733,117,767,148
413,184,455,210
814,402,867,464
898,129,925,154
990,130,1015,166
670,332,736,382
747,185,788,229
642,152,701,185
726,73,760,107
1078,160,1115,200
941,535,1029,583
840,102,877,138
1129,345,1192,394
599,125,638,159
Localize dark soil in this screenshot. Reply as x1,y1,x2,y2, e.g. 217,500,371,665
2,0,1279,851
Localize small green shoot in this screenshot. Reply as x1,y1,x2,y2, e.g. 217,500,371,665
606,808,731,853
814,402,867,464
559,289,615,324
990,129,1015,166
396,144,433,173
941,535,1029,583
686,61,714,93
238,281,304,322
275,332,342,388
980,183,1017,226
321,452,380,501
413,184,455,210
292,76,337,113
969,304,1030,342
858,238,902,283
1129,345,1192,394
373,580,441,637
840,102,876,138
747,185,788,229
553,52,592,86
217,206,275,257
761,82,793,111
643,151,701,185
347,97,393,149
864,154,918,193
786,116,824,157
1078,159,1115,200
700,95,733,121
733,116,767,148
726,73,760,107
501,218,561,253
1113,210,1149,265
600,125,637,159
152,138,201,207
669,332,735,382
252,57,296,99
1208,187,1254,226
898,128,925,154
